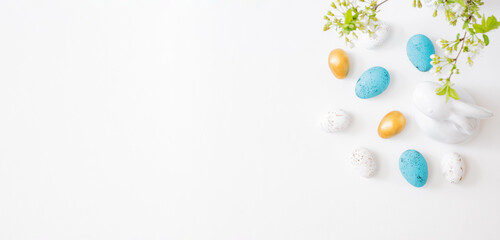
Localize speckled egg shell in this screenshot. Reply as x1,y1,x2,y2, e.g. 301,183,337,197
350,148,376,178
320,109,351,133
328,49,350,79
355,66,390,99
399,150,428,187
441,152,464,183
378,111,406,138
406,34,435,72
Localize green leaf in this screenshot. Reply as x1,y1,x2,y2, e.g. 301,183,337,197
353,12,359,21
487,16,495,27
468,27,476,35
449,88,460,100
345,9,353,24
436,86,448,96
456,0,466,7
473,24,485,33
483,34,490,46
484,15,500,32
463,20,469,30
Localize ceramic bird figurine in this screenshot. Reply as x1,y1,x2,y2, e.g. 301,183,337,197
413,81,493,144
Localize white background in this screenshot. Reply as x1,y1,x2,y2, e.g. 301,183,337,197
1,0,500,239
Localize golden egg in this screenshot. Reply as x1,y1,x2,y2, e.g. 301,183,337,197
328,49,350,79
378,111,406,139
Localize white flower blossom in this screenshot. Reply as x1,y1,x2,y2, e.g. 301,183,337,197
421,0,437,7
450,4,465,16
436,38,446,49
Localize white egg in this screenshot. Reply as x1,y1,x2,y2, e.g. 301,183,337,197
320,109,351,133
349,148,376,178
441,152,465,183
358,22,390,49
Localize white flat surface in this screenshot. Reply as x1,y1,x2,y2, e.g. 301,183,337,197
1,0,500,239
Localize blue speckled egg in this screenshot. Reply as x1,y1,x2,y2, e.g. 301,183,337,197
399,150,428,188
355,66,390,99
406,34,435,72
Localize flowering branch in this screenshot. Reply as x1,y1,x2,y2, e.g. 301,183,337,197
323,0,499,102
416,0,500,101
323,0,388,48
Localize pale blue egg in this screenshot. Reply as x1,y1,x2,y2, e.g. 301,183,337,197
399,149,428,188
355,66,390,99
407,34,435,72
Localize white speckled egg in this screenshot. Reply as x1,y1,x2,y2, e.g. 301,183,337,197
358,22,390,49
441,152,465,183
320,109,351,133
349,148,376,178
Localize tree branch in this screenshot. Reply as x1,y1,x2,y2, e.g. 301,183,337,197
373,0,389,11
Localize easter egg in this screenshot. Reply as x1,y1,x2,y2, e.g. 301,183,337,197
378,111,406,138
349,148,376,178
328,49,350,79
441,152,465,183
355,66,390,99
406,34,435,72
320,109,351,133
399,149,428,187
